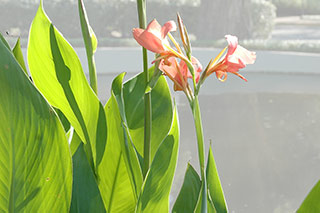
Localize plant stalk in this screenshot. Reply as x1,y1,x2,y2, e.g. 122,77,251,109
190,95,207,212
136,0,152,178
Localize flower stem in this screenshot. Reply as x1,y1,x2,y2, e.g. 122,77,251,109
136,0,152,178
190,95,207,212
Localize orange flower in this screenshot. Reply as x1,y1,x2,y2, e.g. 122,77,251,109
159,57,187,91
159,56,202,91
132,19,176,53
207,35,256,82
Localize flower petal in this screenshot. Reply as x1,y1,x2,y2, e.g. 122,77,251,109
234,45,256,65
133,28,165,53
225,35,238,56
146,19,162,38
159,57,186,91
161,21,177,39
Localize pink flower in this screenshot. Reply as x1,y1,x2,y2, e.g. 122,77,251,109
132,19,176,53
207,35,256,82
159,57,187,91
159,56,202,91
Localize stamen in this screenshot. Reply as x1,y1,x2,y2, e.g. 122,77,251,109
168,33,183,54
209,46,227,68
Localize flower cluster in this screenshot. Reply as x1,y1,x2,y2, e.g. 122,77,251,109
132,15,256,98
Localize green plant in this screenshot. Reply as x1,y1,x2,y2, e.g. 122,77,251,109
0,0,179,211
4,0,319,212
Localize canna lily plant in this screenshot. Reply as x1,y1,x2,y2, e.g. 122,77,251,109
0,0,179,212
133,14,256,212
3,0,318,212
0,0,258,210
0,0,320,213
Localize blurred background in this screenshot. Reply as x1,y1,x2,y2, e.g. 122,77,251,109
2,0,320,212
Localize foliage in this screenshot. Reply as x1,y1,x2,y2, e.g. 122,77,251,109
249,0,276,39
1,0,319,212
271,0,320,15
297,180,320,212
1,0,275,40
0,28,72,212
0,0,181,211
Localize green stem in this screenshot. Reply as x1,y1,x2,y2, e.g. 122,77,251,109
190,95,207,212
136,0,152,178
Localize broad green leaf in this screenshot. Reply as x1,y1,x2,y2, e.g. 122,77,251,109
0,37,72,212
70,142,105,213
96,96,136,212
78,0,98,93
135,106,179,212
172,164,201,213
28,3,107,169
12,38,27,74
123,67,173,160
297,180,320,213
206,146,228,213
108,73,143,199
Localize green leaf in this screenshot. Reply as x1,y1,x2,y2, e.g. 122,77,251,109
172,164,201,213
135,105,179,212
96,95,137,212
123,68,173,160
12,38,27,74
78,0,97,53
0,32,10,50
297,180,320,213
108,73,143,199
194,184,205,213
206,146,228,213
54,107,70,132
28,3,107,169
78,0,98,93
70,129,82,157
0,37,72,212
70,142,106,213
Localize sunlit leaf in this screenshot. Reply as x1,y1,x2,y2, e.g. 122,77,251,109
12,38,27,74
108,73,143,199
297,180,320,213
206,146,228,213
0,37,72,212
135,106,179,212
28,3,107,169
123,67,173,160
96,95,136,212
